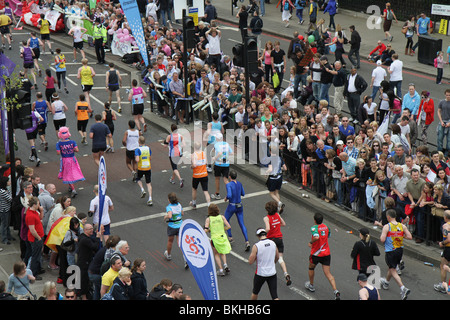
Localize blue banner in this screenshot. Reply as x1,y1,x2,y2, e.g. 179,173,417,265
118,0,149,67
179,219,220,300
98,156,107,231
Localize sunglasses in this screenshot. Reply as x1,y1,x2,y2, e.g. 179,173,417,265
65,295,76,299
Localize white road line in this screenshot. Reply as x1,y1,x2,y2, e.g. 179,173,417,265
228,38,241,44
69,73,130,77
110,190,268,228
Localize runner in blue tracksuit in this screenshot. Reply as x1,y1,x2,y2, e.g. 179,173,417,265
224,170,250,251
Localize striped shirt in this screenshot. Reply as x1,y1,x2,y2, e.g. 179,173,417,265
0,188,12,212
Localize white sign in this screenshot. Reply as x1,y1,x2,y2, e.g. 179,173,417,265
173,0,204,20
432,4,450,17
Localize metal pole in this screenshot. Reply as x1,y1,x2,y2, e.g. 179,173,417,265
181,8,192,125
243,34,250,104
5,82,16,198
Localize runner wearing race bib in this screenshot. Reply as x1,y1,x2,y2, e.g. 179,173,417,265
32,92,50,151
37,13,53,54
305,212,340,300
163,192,186,269
134,136,152,206
128,79,147,133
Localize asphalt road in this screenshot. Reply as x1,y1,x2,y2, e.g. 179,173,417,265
3,27,449,302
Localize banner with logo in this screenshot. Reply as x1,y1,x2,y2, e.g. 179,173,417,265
118,0,149,67
97,156,107,231
179,219,219,300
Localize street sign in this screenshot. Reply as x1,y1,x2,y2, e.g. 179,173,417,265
432,4,450,17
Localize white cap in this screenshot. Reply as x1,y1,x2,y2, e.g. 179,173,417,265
376,60,382,65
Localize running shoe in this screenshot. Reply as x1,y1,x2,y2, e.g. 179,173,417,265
396,265,402,275
180,178,184,188
334,290,341,300
71,190,78,198
169,178,175,184
118,107,122,113
189,201,197,209
38,69,42,77
305,281,315,292
64,88,69,94
217,269,225,277
380,277,389,290
147,199,153,206
163,250,172,261
184,262,189,270
400,287,410,300
245,242,250,252
285,274,292,286
36,156,41,166
140,190,146,198
143,123,147,132
434,283,447,294
29,155,35,162
224,264,230,274
44,141,48,151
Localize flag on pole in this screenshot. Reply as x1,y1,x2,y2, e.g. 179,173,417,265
179,219,220,300
118,0,149,67
97,156,107,232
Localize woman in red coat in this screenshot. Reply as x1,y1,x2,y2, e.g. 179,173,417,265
417,90,434,146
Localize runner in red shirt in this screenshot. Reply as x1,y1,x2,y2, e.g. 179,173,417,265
263,201,291,286
305,212,340,300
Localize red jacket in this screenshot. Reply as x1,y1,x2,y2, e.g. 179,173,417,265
417,98,434,125
369,43,386,56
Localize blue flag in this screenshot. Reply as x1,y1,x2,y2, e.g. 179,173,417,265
97,156,107,231
179,219,220,300
118,0,149,67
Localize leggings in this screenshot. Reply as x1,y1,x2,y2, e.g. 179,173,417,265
56,71,67,89
224,204,248,242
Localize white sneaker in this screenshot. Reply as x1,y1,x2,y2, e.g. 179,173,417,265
380,277,389,290
305,281,315,292
400,287,410,300
163,250,172,261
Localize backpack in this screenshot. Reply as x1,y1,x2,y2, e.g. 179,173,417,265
292,41,304,54
434,57,438,68
100,252,121,275
101,283,119,300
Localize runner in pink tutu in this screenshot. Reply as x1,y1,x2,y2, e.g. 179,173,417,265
56,127,85,198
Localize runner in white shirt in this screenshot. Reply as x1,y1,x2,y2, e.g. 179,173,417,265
89,184,114,243
68,20,87,62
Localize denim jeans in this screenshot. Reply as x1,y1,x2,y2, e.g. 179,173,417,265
348,48,360,68
160,9,172,25
371,85,380,101
29,239,43,277
296,8,303,22
260,0,265,15
334,178,343,205
319,82,332,103
312,81,321,101
414,206,426,240
437,124,450,154
89,272,102,300
293,73,307,98
389,80,402,99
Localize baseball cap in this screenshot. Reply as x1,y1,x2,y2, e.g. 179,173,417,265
359,227,370,237
256,228,267,236
376,60,382,65
336,140,344,146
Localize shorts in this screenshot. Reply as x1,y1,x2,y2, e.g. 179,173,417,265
74,41,84,50
126,149,136,160
443,247,450,262
267,176,282,192
214,165,229,178
136,169,151,184
102,224,111,235
252,274,278,299
167,226,180,237
385,248,403,269
26,129,38,140
41,33,50,41
108,85,120,92
77,119,89,132
53,118,66,131
169,156,181,171
0,26,10,35
24,62,34,69
81,84,93,92
192,176,208,191
132,103,144,115
309,254,331,266
92,146,107,153
32,48,40,59
37,123,47,135
269,237,284,254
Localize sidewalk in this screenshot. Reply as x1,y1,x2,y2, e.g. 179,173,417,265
214,2,450,81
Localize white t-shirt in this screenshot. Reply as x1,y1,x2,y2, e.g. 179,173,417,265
371,66,387,86
255,239,277,277
363,102,377,115
206,34,221,55
389,60,403,81
89,195,113,225
71,27,83,43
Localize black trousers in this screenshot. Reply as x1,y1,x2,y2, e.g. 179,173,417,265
94,39,105,63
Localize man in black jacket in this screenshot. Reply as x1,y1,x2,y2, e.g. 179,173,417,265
344,66,368,124
348,25,361,69
76,224,102,300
